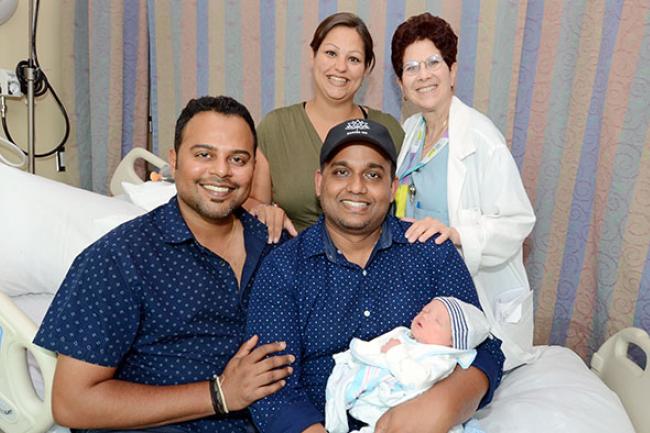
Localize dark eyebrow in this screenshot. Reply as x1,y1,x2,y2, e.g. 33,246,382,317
322,42,340,50
366,162,386,171
329,161,350,169
328,161,387,172
189,144,215,151
322,42,362,57
189,143,251,157
229,149,252,157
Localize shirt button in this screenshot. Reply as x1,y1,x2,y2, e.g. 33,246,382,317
362,270,367,276
364,310,371,317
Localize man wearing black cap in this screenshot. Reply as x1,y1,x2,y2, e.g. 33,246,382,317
247,119,504,433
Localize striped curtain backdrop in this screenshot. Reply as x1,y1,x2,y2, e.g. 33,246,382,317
67,0,149,193
69,0,650,361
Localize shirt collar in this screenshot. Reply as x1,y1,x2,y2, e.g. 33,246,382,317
156,197,195,244
384,214,409,245
239,210,271,291
304,214,408,261
302,217,328,258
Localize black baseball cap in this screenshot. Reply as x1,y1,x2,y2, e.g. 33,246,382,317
320,119,397,166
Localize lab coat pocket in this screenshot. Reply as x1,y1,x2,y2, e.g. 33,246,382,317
495,287,534,351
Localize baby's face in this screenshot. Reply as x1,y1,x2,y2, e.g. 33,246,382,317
410,299,453,346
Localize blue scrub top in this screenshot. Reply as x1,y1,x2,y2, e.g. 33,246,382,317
405,143,450,226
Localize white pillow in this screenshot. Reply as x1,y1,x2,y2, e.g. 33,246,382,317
121,180,176,211
474,345,635,433
0,164,145,296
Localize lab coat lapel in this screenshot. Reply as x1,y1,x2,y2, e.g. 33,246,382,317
447,96,476,223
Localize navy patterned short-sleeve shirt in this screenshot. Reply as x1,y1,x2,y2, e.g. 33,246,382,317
34,197,273,433
247,215,505,433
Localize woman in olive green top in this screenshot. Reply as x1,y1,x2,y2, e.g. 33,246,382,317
246,12,404,238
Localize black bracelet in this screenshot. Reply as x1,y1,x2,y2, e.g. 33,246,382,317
209,375,227,414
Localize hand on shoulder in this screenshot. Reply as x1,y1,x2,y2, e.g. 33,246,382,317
402,216,460,246
250,203,298,244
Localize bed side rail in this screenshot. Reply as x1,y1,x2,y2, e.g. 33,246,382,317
109,147,169,196
591,327,650,433
0,291,57,433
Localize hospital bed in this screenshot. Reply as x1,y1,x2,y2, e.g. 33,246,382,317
0,150,172,433
1,157,648,433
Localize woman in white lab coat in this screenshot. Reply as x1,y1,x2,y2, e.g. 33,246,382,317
391,13,536,370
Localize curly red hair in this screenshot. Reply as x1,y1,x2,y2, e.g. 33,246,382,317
391,13,458,80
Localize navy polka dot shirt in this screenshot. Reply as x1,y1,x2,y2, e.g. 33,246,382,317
247,215,504,433
34,198,273,433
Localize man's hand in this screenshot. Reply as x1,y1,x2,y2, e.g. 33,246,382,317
381,338,401,353
375,393,451,433
375,366,488,433
403,217,460,246
250,203,298,243
220,335,295,411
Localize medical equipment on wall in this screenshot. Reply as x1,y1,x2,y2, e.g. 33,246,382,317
0,69,26,167
0,0,70,173
0,68,21,97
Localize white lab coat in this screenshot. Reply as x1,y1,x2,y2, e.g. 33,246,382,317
397,96,537,370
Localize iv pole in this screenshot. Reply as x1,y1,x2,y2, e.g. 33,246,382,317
26,0,35,173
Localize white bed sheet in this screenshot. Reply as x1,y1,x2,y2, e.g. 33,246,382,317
475,345,635,433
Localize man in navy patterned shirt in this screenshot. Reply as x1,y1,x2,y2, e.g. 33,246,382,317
34,96,294,433
247,119,505,433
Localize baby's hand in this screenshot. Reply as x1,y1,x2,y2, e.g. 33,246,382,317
381,338,401,353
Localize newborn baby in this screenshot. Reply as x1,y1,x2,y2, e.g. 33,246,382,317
325,296,491,433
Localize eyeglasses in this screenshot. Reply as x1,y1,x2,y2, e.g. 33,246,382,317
402,54,444,76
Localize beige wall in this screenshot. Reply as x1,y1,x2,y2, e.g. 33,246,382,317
0,0,78,186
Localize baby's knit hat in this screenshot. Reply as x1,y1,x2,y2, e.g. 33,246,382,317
435,297,491,350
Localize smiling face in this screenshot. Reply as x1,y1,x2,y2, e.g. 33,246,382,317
399,39,457,114
315,144,397,237
410,299,453,346
169,111,255,225
312,25,368,103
